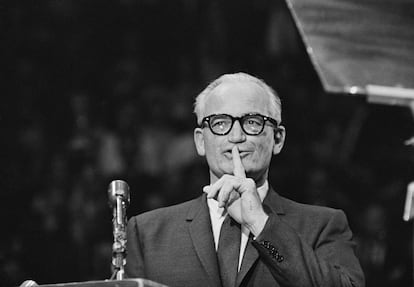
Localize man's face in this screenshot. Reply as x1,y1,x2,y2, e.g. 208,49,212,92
194,81,285,185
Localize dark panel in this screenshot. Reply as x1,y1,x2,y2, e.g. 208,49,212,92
286,0,414,94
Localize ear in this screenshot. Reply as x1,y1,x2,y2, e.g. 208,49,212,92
194,127,206,156
272,125,286,155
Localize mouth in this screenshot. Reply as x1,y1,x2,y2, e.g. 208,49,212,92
223,149,252,159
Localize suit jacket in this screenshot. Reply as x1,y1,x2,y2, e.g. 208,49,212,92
126,188,365,287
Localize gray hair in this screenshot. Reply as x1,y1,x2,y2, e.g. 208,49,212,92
193,72,282,125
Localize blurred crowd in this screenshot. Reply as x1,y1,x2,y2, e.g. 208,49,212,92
2,1,414,286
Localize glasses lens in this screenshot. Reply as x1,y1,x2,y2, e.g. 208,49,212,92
209,114,232,134
242,115,264,134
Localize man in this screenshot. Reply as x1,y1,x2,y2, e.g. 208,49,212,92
126,72,365,287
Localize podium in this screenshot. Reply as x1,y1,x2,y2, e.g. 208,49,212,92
27,279,168,287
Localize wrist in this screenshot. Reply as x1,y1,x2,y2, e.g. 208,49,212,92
246,212,269,237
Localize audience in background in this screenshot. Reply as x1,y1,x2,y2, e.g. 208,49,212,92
3,1,413,286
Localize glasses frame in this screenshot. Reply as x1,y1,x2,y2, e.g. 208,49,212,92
200,113,279,136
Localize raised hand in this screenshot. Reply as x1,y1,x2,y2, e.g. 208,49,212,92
204,146,269,236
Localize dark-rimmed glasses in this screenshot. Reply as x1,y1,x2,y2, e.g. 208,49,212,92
200,113,279,136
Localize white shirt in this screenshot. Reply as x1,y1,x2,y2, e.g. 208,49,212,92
206,180,269,271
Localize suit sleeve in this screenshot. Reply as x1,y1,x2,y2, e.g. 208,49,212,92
252,209,365,287
125,216,146,279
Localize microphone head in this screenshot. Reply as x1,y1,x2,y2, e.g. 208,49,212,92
108,180,130,207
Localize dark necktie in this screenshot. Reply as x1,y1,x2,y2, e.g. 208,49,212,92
217,215,241,287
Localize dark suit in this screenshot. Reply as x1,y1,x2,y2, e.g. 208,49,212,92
126,188,365,287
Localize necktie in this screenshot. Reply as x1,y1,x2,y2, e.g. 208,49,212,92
217,215,241,287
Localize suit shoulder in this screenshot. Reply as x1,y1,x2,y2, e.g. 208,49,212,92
280,196,346,220
276,196,352,241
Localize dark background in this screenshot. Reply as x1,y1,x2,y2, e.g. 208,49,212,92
2,1,413,286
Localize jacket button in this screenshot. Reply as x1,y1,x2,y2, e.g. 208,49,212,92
276,255,284,262
262,241,271,248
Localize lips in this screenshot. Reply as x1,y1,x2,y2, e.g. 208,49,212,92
223,148,252,158
239,151,251,157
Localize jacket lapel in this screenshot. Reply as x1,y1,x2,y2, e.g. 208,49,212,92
236,235,259,286
236,187,285,286
262,186,285,216
187,194,222,287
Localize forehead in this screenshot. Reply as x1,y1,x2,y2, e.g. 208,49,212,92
204,81,271,116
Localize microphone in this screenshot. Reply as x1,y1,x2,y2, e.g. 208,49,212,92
108,180,130,225
108,180,130,280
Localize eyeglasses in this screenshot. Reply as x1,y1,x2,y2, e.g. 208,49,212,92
200,113,279,136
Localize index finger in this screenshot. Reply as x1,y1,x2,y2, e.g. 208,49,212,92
232,145,246,178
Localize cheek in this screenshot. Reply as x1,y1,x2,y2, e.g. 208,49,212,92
204,142,234,174
204,138,220,156
253,133,275,159
204,138,225,163
254,143,273,162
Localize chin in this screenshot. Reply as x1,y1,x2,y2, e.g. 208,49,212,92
246,168,266,180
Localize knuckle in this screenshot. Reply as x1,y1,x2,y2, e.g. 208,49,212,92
246,178,255,187
222,174,231,180
223,179,233,188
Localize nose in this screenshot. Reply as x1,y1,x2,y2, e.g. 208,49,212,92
228,120,246,143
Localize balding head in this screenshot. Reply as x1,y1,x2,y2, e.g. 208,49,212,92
194,72,282,125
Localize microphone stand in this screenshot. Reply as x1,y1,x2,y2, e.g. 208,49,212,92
108,180,130,280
